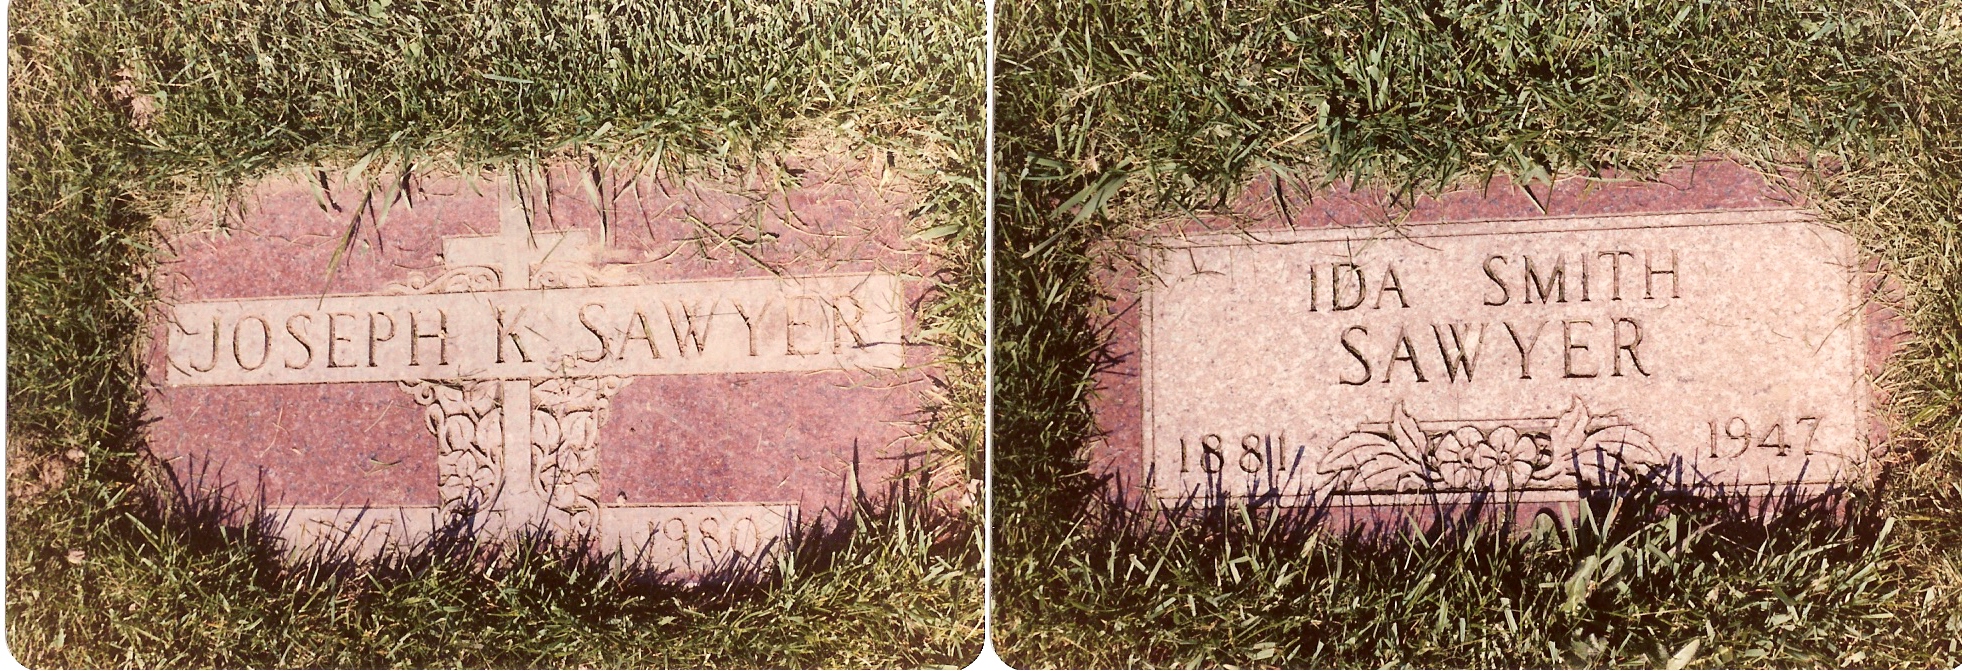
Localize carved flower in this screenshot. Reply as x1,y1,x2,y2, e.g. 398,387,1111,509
1486,426,1520,463
1497,427,1551,487
1429,426,1482,489
1312,398,1660,499
1422,424,1564,491
1509,437,1542,484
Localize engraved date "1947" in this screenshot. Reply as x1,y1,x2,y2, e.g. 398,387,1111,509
1709,415,1821,459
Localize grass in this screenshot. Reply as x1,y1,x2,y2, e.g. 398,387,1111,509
14,0,1962,666
6,0,985,666
992,0,1962,667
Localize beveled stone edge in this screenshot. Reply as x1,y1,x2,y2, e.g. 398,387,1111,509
1147,207,1814,250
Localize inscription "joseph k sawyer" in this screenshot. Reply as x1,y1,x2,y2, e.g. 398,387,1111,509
165,273,904,386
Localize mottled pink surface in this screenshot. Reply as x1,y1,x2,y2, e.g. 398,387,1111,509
604,372,931,520
145,154,933,519
152,383,436,507
1088,160,1899,505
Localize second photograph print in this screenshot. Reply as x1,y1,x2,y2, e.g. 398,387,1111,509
991,0,1962,667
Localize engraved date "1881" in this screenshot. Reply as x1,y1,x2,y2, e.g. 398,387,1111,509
1176,432,1301,474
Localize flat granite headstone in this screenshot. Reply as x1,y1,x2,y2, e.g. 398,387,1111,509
1096,161,1894,516
146,157,934,573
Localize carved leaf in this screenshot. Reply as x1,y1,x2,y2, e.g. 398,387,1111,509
402,379,506,516
1550,397,1590,457
560,413,593,459
475,410,502,458
1578,424,1665,485
465,382,498,416
1523,435,1564,485
1317,432,1410,494
1389,402,1430,466
384,266,500,294
530,409,561,450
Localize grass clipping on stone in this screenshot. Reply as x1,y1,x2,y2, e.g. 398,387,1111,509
993,0,1962,667
5,0,985,666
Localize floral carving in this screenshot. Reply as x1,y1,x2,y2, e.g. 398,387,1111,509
531,261,642,289
383,266,500,294
1315,399,1667,496
391,264,509,522
401,380,505,516
528,376,630,534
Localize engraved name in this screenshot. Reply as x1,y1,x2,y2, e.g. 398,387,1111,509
1331,249,1674,385
165,273,905,386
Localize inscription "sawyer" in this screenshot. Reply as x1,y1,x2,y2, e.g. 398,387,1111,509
1337,317,1653,385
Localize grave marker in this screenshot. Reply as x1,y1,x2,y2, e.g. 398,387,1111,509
149,165,923,574
1097,163,1889,516
1143,209,1869,508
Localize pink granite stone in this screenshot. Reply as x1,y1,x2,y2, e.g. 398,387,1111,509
145,153,937,536
1089,159,1899,520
